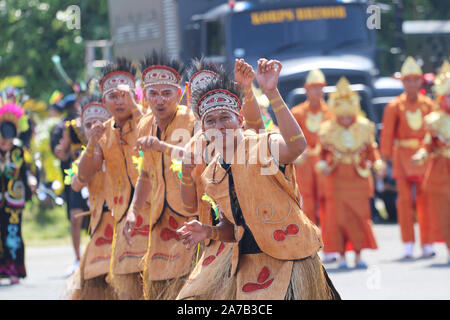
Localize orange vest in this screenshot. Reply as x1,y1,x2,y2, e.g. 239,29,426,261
141,105,198,228
87,169,111,234
200,132,323,275
98,111,142,222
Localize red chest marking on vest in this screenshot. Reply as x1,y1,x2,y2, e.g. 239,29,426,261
273,224,300,242
130,214,150,237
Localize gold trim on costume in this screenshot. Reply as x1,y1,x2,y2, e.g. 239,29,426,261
305,111,323,133
405,109,423,131
394,138,421,149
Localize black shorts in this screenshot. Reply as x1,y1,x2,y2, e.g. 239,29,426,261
69,188,90,230
69,188,89,213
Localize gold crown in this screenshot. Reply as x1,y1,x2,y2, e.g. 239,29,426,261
305,69,326,87
432,60,450,96
328,77,360,116
401,56,423,78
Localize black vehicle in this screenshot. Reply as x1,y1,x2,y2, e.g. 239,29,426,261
180,0,404,125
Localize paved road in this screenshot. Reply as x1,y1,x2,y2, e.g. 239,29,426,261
0,224,448,300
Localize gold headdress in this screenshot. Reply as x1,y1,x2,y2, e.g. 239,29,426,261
328,77,360,116
305,69,326,88
400,56,423,79
432,60,450,96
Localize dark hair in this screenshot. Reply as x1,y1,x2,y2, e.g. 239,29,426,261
190,75,243,112
99,57,137,84
0,122,17,139
185,57,226,82
140,50,185,78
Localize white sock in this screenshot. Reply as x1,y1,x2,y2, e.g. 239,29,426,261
422,244,434,255
403,242,414,256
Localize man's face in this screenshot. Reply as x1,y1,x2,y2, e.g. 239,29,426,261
202,109,243,149
305,85,324,105
402,76,422,96
83,118,108,140
103,89,132,122
145,84,180,121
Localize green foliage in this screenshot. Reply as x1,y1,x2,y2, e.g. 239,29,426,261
375,0,450,75
0,0,110,102
22,196,90,246
22,197,71,245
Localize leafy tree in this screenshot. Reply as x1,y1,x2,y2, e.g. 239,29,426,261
375,0,450,75
0,0,110,101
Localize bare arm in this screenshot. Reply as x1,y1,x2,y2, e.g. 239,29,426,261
77,123,105,185
71,173,85,192
180,156,198,213
234,58,265,131
256,59,307,164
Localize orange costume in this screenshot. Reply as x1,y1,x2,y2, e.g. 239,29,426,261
138,60,200,300
291,69,331,225
379,57,435,251
316,77,382,260
413,60,450,258
96,68,152,299
177,78,339,300
68,101,117,300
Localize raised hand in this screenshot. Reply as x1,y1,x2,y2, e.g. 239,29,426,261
234,58,255,90
89,121,106,144
255,58,282,94
116,84,137,109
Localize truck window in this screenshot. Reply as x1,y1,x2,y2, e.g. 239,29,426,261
231,4,370,58
206,19,226,56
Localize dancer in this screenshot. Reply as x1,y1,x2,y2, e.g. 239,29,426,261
177,58,340,300
68,97,116,299
77,58,149,299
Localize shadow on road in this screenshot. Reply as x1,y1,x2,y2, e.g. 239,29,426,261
426,263,450,269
